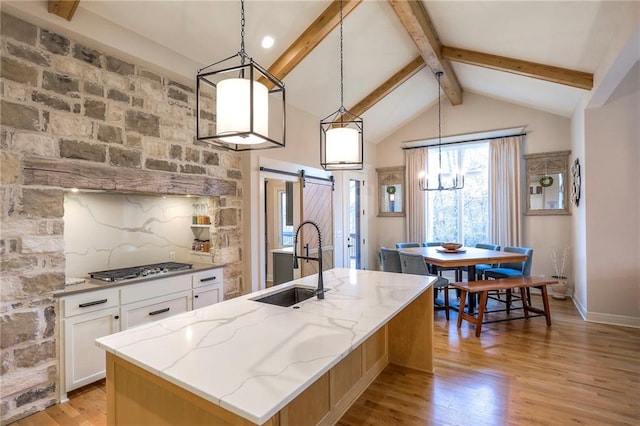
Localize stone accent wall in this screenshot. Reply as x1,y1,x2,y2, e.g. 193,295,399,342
0,13,244,424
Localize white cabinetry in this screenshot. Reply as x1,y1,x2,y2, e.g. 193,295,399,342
59,267,223,399
191,268,224,309
60,288,120,400
120,275,192,329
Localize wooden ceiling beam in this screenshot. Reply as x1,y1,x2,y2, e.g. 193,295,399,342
343,56,425,119
387,0,463,105
261,0,362,88
48,0,80,21
441,46,593,90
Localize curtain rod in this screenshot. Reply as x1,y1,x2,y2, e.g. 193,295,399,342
402,132,527,150
259,166,334,183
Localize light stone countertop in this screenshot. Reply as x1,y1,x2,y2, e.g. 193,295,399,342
96,268,435,424
55,262,224,297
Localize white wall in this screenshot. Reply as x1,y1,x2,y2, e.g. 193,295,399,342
584,63,640,322
374,92,573,279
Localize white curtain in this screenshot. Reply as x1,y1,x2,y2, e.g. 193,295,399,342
405,147,428,242
489,136,523,247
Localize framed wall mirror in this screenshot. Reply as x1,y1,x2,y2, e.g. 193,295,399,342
376,166,405,217
524,150,571,215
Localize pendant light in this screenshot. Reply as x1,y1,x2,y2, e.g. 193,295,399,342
418,72,464,191
320,0,363,171
196,0,286,151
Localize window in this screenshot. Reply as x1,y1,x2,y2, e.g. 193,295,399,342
278,191,293,246
426,142,489,246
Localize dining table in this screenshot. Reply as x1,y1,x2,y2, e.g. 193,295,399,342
399,246,529,314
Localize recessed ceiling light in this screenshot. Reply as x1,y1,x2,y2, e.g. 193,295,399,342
261,36,274,49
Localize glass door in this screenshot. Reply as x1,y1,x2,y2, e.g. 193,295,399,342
345,177,364,269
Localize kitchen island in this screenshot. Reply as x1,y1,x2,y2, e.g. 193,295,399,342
96,268,435,425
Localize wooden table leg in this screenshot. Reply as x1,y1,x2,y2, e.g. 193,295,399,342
520,287,530,318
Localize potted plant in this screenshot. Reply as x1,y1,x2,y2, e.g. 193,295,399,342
550,247,569,299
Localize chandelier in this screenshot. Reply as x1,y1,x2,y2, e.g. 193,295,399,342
418,72,464,191
196,0,286,151
320,0,363,170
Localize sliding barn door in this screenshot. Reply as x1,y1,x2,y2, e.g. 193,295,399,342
299,177,334,278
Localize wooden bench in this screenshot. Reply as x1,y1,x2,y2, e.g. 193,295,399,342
451,277,556,337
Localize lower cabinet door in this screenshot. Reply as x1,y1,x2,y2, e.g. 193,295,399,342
121,290,192,330
63,306,120,392
193,285,222,309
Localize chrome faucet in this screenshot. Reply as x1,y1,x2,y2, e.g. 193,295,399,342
292,220,324,299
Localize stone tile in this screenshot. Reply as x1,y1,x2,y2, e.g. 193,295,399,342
0,151,19,184
72,43,102,67
106,55,135,75
59,139,106,162
1,13,37,45
12,133,56,157
180,164,205,175
125,110,160,137
48,113,93,137
42,71,80,96
202,151,219,166
219,208,238,226
109,146,141,168
145,158,177,172
169,80,193,93
84,99,106,120
169,144,182,159
83,81,104,97
132,97,144,108
97,124,123,144
22,188,64,218
168,87,188,103
0,312,38,349
0,100,39,131
39,29,70,55
139,69,162,83
31,91,71,112
14,341,55,368
107,88,130,103
185,147,200,163
227,169,242,180
7,42,49,67
15,383,55,407
0,56,38,86
22,273,65,295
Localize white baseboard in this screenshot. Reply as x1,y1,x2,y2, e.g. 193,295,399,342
572,296,639,328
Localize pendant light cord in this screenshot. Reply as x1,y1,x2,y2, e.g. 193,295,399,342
240,0,246,64
339,0,345,113
437,71,443,172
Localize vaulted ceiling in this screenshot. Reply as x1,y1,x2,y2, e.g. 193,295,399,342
4,0,635,144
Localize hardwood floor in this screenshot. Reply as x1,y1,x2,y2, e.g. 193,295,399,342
11,296,639,425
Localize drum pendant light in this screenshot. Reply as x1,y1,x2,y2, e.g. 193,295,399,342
320,0,363,170
196,0,286,151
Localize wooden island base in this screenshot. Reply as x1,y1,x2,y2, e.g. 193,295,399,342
105,287,434,426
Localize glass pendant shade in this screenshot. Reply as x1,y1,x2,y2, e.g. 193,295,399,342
325,127,358,163
195,0,285,151
216,78,269,145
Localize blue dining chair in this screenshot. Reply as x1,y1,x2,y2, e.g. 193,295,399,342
379,248,402,273
484,246,533,312
398,251,451,320
421,242,442,247
469,243,501,279
396,242,420,249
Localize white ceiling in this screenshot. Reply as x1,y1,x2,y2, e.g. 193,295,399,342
3,0,635,144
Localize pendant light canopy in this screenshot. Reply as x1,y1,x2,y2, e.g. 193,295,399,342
196,0,286,151
320,0,363,171
418,72,464,191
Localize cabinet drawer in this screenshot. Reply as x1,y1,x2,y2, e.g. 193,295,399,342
192,268,223,289
121,290,192,329
62,288,120,318
120,275,191,305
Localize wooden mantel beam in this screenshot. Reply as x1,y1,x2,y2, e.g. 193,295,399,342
387,0,463,105
262,0,362,88
441,46,594,90
48,0,80,21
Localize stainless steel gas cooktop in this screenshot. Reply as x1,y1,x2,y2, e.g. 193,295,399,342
89,262,193,282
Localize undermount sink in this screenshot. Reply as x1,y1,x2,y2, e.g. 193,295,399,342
252,286,324,307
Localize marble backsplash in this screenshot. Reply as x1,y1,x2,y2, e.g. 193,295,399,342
64,192,210,279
